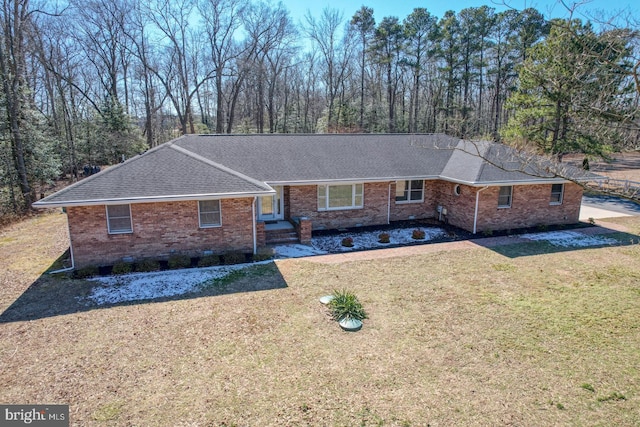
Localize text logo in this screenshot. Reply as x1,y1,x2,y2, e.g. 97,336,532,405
1,405,68,426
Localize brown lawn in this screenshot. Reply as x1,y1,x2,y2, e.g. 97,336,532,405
566,151,640,182
1,213,639,426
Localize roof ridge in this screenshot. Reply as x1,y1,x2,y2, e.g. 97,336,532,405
167,142,273,192
437,139,486,183
468,140,490,182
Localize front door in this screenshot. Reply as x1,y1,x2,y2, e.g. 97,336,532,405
258,186,283,221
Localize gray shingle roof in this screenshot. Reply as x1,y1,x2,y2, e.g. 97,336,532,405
34,133,593,207
33,143,273,207
439,140,579,184
172,133,460,183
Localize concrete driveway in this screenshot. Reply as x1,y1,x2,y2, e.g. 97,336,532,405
580,194,640,220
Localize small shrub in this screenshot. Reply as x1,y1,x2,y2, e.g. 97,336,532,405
482,229,494,237
341,237,354,247
198,254,220,267
75,265,99,279
111,261,133,275
328,289,367,322
597,391,626,402
588,217,596,225
411,229,426,240
537,223,549,232
378,232,390,243
167,254,191,269
222,251,246,265
581,383,595,392
135,259,160,272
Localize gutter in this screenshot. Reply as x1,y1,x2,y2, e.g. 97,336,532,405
266,176,440,186
252,197,257,254
387,183,391,224
473,186,489,234
32,190,275,209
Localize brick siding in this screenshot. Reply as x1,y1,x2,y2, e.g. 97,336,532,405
67,198,255,268
66,182,583,268
285,181,582,233
432,181,478,231
288,183,391,230
255,221,265,247
389,181,437,222
473,183,583,232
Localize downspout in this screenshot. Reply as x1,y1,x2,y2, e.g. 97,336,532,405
252,197,257,254
387,183,391,224
48,208,76,274
473,186,489,235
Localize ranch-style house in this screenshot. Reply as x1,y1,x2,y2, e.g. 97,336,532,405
34,133,590,268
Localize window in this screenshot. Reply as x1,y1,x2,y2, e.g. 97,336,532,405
396,180,424,203
318,184,364,210
453,184,461,196
106,204,132,234
199,200,221,227
550,183,564,205
498,186,512,208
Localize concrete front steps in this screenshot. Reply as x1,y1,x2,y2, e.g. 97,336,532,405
264,220,299,244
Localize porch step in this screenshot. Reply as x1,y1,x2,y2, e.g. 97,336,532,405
265,229,299,244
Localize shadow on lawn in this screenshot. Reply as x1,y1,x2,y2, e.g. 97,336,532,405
0,261,288,324
476,228,640,259
3,223,637,323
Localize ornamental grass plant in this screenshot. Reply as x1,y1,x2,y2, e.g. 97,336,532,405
327,289,367,322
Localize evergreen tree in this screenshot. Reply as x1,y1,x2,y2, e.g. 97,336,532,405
503,19,636,159
96,96,147,164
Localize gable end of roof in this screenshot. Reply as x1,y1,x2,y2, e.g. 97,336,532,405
167,143,272,192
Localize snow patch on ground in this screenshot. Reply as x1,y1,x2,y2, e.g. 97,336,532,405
272,244,328,258
85,263,254,305
82,226,615,306
520,230,618,247
309,227,447,253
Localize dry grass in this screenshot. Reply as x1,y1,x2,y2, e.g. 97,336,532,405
600,216,640,235
0,211,70,313
1,213,639,426
566,152,640,182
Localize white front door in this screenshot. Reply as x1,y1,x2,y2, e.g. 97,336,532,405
258,186,283,221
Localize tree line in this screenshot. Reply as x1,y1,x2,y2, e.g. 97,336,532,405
1,0,639,216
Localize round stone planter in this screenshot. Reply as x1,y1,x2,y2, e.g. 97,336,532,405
319,295,334,305
338,317,363,332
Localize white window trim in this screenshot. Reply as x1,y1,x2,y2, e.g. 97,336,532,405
395,180,425,204
550,183,564,205
198,200,222,228
498,186,513,209
106,204,133,234
317,183,364,211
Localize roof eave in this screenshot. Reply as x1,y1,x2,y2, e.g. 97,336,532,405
434,173,576,186
32,190,275,208
266,175,577,187
467,178,572,186
266,176,442,186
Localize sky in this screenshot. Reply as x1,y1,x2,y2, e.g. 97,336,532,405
281,0,637,26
